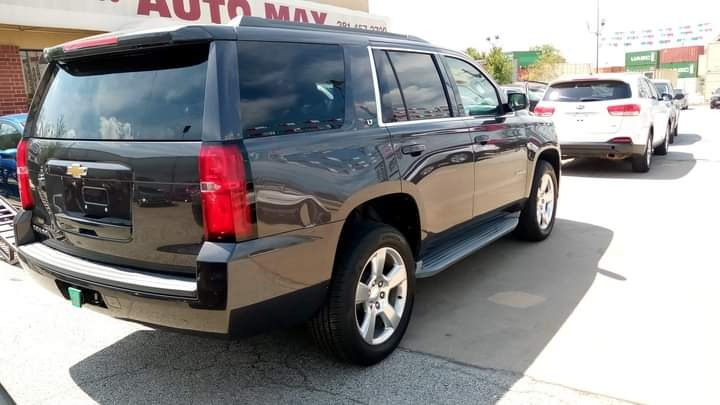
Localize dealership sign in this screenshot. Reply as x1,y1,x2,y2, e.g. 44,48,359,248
0,0,388,33
625,50,659,67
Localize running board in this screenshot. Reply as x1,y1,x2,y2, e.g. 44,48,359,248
415,214,519,278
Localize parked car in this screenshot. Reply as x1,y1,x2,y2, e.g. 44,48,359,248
536,74,673,172
15,18,561,366
0,113,25,201
651,79,680,143
711,89,720,109
673,89,689,110
503,81,547,112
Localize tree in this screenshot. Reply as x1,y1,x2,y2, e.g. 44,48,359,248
465,47,485,61
527,44,567,82
484,47,513,84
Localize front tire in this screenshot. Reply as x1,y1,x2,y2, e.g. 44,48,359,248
515,161,558,242
310,223,415,365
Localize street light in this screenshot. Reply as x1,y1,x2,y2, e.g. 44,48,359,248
587,0,606,73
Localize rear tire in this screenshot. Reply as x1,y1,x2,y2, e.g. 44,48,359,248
654,125,670,156
515,161,558,242
632,134,653,173
310,223,415,366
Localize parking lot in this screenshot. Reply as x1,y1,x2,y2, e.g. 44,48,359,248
1,106,718,404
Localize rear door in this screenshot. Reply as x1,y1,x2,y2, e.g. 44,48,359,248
542,79,633,143
373,49,475,235
643,78,671,141
25,44,212,275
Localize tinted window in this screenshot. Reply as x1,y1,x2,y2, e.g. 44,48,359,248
645,80,658,98
0,123,21,150
445,57,499,116
34,45,208,140
544,80,632,102
387,51,451,121
373,50,407,123
654,83,671,95
238,42,345,137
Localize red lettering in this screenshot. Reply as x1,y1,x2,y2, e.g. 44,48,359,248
310,11,327,25
264,3,290,20
138,0,172,18
293,8,308,23
227,0,251,19
173,0,201,21
202,0,225,23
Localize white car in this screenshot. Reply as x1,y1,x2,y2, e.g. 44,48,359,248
535,73,673,172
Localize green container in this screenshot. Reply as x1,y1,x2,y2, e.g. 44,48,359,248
625,64,656,73
660,62,698,78
511,51,541,67
625,51,659,67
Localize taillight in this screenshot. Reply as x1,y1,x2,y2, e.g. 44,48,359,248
607,104,641,116
199,144,252,242
16,139,34,210
534,106,555,117
63,35,119,52
609,137,633,144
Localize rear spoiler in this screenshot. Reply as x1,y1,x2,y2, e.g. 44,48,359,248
45,25,236,62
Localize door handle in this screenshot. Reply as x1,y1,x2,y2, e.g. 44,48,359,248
401,144,426,156
474,135,490,145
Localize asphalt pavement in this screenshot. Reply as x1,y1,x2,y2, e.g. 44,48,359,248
1,107,719,404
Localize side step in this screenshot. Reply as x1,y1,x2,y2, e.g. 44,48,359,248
416,214,519,278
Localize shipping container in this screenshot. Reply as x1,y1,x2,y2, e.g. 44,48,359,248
598,66,625,73
653,69,678,85
699,54,708,76
626,64,656,73
626,50,659,67
660,62,698,78
706,42,720,72
659,46,704,64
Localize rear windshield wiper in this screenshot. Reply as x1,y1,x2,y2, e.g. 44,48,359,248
578,97,603,102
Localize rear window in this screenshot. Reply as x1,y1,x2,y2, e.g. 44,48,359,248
33,45,208,141
654,83,671,95
544,80,632,102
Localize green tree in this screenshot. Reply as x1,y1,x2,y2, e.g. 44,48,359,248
483,47,513,84
527,44,567,82
465,47,485,61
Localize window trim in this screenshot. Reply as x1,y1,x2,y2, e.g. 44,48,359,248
368,46,478,127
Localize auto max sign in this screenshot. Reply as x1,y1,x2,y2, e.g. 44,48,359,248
625,51,659,67
0,0,389,33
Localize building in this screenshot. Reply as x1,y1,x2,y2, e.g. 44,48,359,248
0,0,387,115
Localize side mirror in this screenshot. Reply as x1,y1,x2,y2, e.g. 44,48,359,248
661,93,673,102
507,92,529,111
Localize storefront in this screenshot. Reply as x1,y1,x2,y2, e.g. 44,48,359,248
0,0,388,115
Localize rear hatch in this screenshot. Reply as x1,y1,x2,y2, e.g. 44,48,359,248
539,79,632,143
25,44,211,275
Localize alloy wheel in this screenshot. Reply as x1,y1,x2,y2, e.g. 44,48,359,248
535,173,555,231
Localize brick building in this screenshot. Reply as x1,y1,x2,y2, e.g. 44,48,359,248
0,0,386,116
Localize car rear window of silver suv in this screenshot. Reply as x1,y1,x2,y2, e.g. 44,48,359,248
544,80,632,102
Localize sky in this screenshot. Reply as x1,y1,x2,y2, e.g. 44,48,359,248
369,0,720,66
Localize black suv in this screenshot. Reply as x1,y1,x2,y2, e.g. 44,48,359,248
15,18,560,365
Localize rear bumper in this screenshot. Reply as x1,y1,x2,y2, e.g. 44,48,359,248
16,221,343,336
561,142,645,159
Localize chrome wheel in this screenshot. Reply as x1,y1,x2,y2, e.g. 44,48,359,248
355,247,408,346
536,173,555,231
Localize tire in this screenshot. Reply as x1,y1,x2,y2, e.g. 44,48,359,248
310,223,415,365
654,125,670,156
632,133,653,173
515,161,558,242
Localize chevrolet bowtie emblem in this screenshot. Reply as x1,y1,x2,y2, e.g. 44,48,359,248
66,163,88,179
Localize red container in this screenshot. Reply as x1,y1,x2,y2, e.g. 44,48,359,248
660,46,705,64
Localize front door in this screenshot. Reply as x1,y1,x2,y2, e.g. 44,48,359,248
442,56,529,215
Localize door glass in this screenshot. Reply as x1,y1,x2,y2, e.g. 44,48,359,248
373,50,407,123
445,57,499,116
386,51,451,121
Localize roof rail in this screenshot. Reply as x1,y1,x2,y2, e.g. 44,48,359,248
229,16,428,43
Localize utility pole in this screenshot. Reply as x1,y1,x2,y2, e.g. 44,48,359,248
588,0,605,73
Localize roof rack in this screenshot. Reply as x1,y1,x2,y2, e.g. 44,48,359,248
230,16,428,43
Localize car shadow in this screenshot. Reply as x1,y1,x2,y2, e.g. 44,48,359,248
672,133,701,146
562,151,696,180
69,219,613,403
